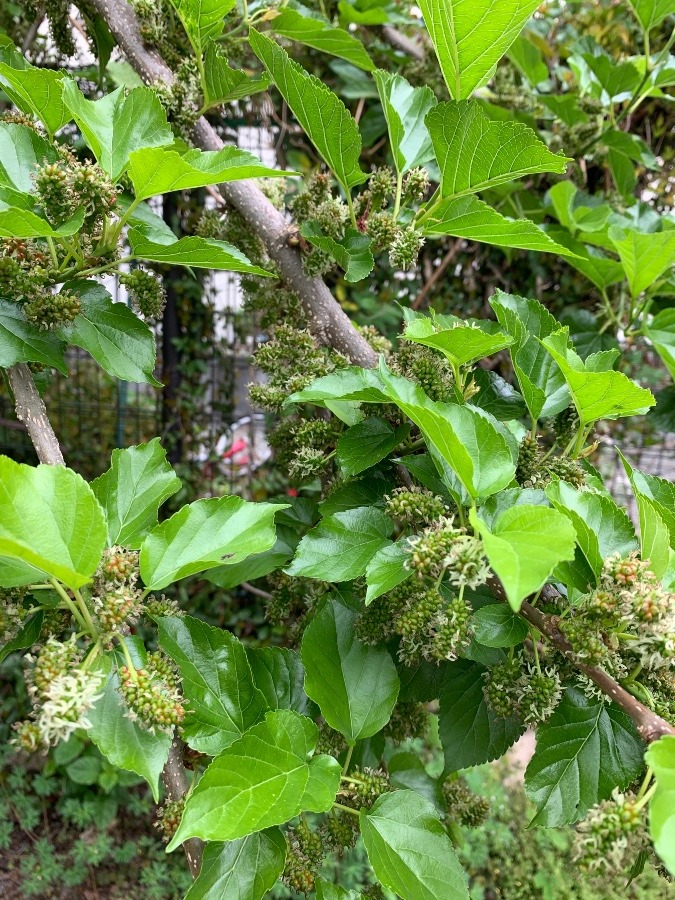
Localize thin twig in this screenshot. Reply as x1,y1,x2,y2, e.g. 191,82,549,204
412,241,462,310
241,581,273,600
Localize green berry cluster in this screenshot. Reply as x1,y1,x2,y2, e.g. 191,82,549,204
265,573,326,637
443,777,490,827
389,226,424,271
383,700,429,743
392,340,455,403
152,58,201,140
341,767,391,810
118,666,185,733
155,798,185,842
385,486,450,528
93,588,143,640
45,0,76,56
120,269,166,321
315,719,348,758
282,820,324,895
35,157,117,229
321,811,358,854
483,654,563,725
291,173,350,277
515,434,586,489
573,791,647,875
0,586,29,644
250,324,348,413
268,416,341,483
28,636,82,700
406,518,489,589
144,595,184,618
354,167,426,269
98,546,140,584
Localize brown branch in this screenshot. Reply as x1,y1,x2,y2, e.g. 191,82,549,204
6,364,64,465
381,25,425,61
521,590,674,744
88,0,377,368
162,740,202,877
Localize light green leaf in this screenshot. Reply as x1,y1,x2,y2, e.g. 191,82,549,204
472,603,529,648
427,101,569,197
618,451,671,579
628,0,675,31
645,309,675,381
378,364,517,500
645,735,675,876
546,227,624,292
623,468,675,551
508,32,549,85
0,457,106,590
301,596,399,742
300,222,374,282
128,145,293,202
525,687,644,826
609,226,675,298
0,205,84,238
0,299,67,373
249,29,365,192
336,416,408,476
360,790,469,900
272,8,374,71
439,658,524,771
286,506,393,581
88,644,172,801
418,0,542,99
316,880,361,900
422,195,580,257
185,829,286,900
167,710,341,849
158,615,267,755
202,43,271,109
547,181,612,234
169,0,236,55
403,313,513,367
91,439,181,550
490,289,570,420
0,63,69,137
287,366,390,406
546,479,637,578
365,540,412,604
246,646,310,715
373,71,437,175
471,505,576,611
59,279,160,386
128,229,272,275
62,82,173,181
541,328,654,424
0,122,58,193
140,496,286,590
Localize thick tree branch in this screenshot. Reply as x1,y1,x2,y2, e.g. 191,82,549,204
6,364,64,465
88,0,377,367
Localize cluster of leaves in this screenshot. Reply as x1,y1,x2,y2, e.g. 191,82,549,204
1,0,675,898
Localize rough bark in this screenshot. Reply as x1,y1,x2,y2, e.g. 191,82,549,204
6,364,64,465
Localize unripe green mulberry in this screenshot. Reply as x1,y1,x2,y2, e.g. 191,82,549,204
94,587,143,636
482,655,525,719
144,595,184,618
429,594,474,661
392,340,455,403
29,636,81,700
368,166,396,208
35,163,72,227
24,289,81,330
559,616,609,666
443,777,490,827
573,792,647,874
401,167,429,206
385,486,448,528
383,699,429,743
195,209,225,239
13,719,43,752
118,666,185,733
98,546,140,585
545,454,586,488
366,210,399,253
321,811,358,852
389,226,423,270
120,269,166,320
342,767,391,809
312,198,348,239
553,406,578,447
519,668,563,724
155,798,184,841
515,434,541,485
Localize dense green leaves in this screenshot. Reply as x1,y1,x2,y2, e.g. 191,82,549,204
128,230,272,275
128,145,292,201
62,83,172,181
418,0,542,99
525,687,644,826
0,457,106,590
88,642,172,801
0,61,69,137
249,29,365,192
300,223,374,282
644,309,675,380
185,830,286,900
360,790,469,899
427,101,569,197
167,710,341,849
286,507,393,581
421,195,579,256
60,280,160,385
609,227,675,298
91,439,180,549
158,615,266,755
471,505,576,610
272,9,374,71
546,480,638,578
336,417,408,476
0,300,67,373
403,314,512,368
140,496,285,590
374,72,437,175
645,735,675,876
246,647,310,715
542,328,654,424
438,659,524,772
301,597,399,742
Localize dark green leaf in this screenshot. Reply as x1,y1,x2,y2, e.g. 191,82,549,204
472,604,528,648
246,646,310,715
0,299,67,373
185,829,286,900
300,222,374,282
336,417,408,476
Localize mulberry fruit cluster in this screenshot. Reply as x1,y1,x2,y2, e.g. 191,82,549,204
443,776,490,827
573,791,647,875
515,434,586,488
385,486,450,528
282,820,324,894
392,340,455,403
483,653,563,725
405,517,489,589
118,665,185,733
120,269,166,321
